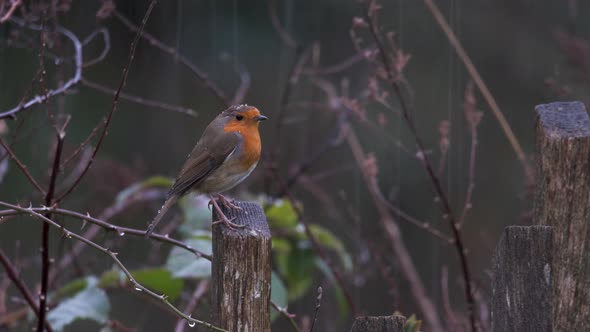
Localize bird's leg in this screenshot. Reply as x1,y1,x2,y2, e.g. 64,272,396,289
216,193,242,210
209,194,245,229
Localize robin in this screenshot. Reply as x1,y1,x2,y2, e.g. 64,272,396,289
145,104,267,236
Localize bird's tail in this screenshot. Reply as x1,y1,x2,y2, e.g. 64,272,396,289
145,194,179,237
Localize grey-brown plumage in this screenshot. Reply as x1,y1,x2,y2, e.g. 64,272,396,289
145,105,266,236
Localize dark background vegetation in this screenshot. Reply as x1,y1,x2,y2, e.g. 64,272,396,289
0,0,588,331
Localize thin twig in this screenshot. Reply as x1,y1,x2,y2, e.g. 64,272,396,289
0,137,46,195
363,2,476,330
113,10,229,107
459,81,481,227
309,286,323,332
82,28,110,67
422,0,533,185
267,0,298,49
271,301,300,332
0,249,54,332
55,1,158,203
302,48,375,76
0,18,82,120
81,78,198,117
0,201,226,332
174,279,209,332
0,0,21,23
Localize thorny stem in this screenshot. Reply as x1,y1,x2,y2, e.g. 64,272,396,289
363,3,477,331
55,0,158,203
37,132,64,332
0,201,227,332
0,207,211,260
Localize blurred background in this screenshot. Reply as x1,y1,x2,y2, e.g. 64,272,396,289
0,0,587,331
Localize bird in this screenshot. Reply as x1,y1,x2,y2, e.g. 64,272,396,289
145,104,267,236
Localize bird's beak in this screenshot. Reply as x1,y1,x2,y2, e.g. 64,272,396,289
255,115,268,121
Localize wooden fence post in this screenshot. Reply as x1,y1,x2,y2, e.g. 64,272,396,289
491,226,553,332
211,201,272,332
350,316,406,332
535,101,590,331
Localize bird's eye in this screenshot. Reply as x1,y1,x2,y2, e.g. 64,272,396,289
235,115,244,121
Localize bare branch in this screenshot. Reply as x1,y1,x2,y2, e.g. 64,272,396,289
113,10,229,106
81,78,198,117
56,1,157,202
0,137,46,195
0,18,82,119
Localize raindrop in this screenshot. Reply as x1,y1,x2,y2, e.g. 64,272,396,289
118,231,125,237
188,321,196,328
134,286,142,292
65,232,72,238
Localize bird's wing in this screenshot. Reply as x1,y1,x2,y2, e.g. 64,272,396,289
169,130,241,196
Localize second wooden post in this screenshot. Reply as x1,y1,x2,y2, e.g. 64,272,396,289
535,101,590,331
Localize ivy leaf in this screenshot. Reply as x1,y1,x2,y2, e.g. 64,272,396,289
115,176,173,203
265,199,298,228
308,224,352,272
165,232,212,279
47,287,110,331
404,314,422,332
178,195,211,235
132,268,184,301
276,246,315,301
271,272,288,321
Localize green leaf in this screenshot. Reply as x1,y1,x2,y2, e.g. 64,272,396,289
404,314,422,332
278,247,315,301
265,199,298,228
178,195,211,235
166,232,212,279
270,272,288,321
132,268,184,301
308,224,352,272
47,287,110,331
115,176,173,203
50,278,91,301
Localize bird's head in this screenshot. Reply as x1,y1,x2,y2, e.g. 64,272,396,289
222,104,267,133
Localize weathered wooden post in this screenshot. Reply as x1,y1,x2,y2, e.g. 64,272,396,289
211,201,272,331
491,226,553,332
350,315,406,332
535,101,590,331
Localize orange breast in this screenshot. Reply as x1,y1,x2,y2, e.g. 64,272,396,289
224,123,261,171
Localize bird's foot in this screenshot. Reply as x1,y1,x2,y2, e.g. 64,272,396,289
209,194,245,230
212,214,244,229
216,194,242,211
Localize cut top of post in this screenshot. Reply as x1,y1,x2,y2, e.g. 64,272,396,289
213,201,271,237
535,102,590,138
